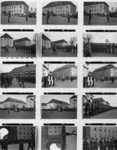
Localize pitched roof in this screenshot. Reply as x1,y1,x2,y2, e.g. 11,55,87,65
43,1,76,8
53,64,77,72
70,95,77,100
52,39,68,44
1,1,29,7
14,37,31,42
92,64,117,73
84,2,109,7
48,99,69,105
4,97,26,104
42,34,51,41
10,64,35,74
1,33,13,39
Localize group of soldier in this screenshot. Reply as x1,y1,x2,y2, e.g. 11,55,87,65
0,74,13,88
15,44,36,56
83,136,117,150
84,42,117,57
83,98,113,118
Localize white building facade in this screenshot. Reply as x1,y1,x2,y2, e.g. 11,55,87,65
26,95,35,108
0,33,13,47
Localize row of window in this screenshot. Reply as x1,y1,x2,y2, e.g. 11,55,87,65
6,5,22,9
53,6,68,9
86,5,103,9
94,128,117,133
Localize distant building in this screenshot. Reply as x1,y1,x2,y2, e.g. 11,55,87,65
43,1,77,16
84,2,109,14
53,64,77,80
51,39,68,47
42,34,51,49
42,64,49,77
0,33,13,47
26,95,35,108
1,1,29,15
92,64,117,79
2,97,26,108
83,127,117,140
42,99,69,109
14,37,31,46
83,64,89,77
70,95,77,108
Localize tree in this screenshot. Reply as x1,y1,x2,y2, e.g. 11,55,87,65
30,7,33,13
33,33,37,44
111,7,114,12
69,36,77,46
84,34,93,43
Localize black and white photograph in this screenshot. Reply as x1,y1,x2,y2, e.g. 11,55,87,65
41,94,77,119
0,94,35,119
42,62,77,88
1,1,37,25
83,32,117,57
83,126,117,150
42,1,78,25
41,125,77,150
42,32,77,57
0,62,36,88
0,124,36,149
0,33,37,57
83,62,117,88
83,93,117,119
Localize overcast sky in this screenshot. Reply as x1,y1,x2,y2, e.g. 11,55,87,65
93,95,117,107
87,63,117,72
1,33,34,43
0,95,28,102
107,2,117,11
84,33,117,43
43,32,77,44
0,64,26,73
41,95,74,103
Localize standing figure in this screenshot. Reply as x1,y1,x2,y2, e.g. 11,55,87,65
19,141,24,150
8,11,11,23
26,13,28,22
89,10,92,25
106,12,110,23
67,12,70,23
46,11,50,24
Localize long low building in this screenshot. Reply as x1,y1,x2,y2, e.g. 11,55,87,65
43,1,77,16
92,64,117,79
53,64,77,80
14,37,31,46
51,39,68,47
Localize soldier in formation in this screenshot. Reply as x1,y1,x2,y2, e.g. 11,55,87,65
83,98,113,118
1,73,13,88
83,136,117,150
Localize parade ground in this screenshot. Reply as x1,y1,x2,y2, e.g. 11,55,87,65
91,52,117,57
1,15,36,24
0,110,35,119
42,49,77,57
84,15,117,25
93,80,117,88
42,111,77,119
42,15,78,24
91,109,117,119
51,79,77,88
1,48,35,57
0,78,35,88
0,143,28,150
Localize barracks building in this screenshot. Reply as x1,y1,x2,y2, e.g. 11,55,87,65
92,64,117,79
43,1,77,16
84,2,109,14
42,34,51,49
1,1,29,15
51,39,68,47
14,37,31,46
0,33,13,48
53,64,77,80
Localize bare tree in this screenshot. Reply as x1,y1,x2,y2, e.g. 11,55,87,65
85,34,93,43
69,36,77,46
33,34,37,44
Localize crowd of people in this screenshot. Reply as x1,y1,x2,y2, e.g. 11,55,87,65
83,136,117,150
0,74,13,88
83,96,113,118
84,42,117,57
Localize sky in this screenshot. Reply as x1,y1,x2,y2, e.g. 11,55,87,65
108,2,117,11
26,2,36,10
1,33,35,43
41,95,73,104
44,32,77,44
84,33,117,43
86,63,117,72
0,64,26,73
0,95,28,102
93,95,117,107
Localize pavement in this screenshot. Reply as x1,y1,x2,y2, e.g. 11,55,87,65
93,80,117,88
42,49,77,57
42,111,77,119
43,15,78,25
5,143,28,150
1,15,36,25
91,52,117,57
1,48,36,57
53,79,77,88
0,110,35,119
91,109,117,119
84,15,117,25
0,78,35,88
